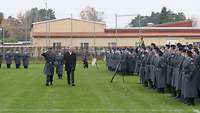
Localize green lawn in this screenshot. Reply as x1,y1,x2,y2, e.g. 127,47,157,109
0,63,199,113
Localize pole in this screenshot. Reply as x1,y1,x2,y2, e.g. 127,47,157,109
138,15,143,44
115,14,118,48
70,13,73,46
45,2,48,48
93,22,96,51
2,27,4,56
26,11,28,49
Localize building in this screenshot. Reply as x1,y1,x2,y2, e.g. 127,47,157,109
31,18,200,56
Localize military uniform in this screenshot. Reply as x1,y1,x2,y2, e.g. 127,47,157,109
41,50,56,86
182,57,198,105
0,52,3,68
22,51,29,69
14,51,21,69
155,55,166,93
55,53,64,79
5,51,13,69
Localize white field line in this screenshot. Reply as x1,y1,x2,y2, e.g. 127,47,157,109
193,109,200,113
0,108,193,112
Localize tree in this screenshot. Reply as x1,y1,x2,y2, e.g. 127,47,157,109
129,7,187,27
0,12,4,25
80,6,104,22
16,7,56,41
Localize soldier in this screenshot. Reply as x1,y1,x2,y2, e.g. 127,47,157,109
154,47,166,93
82,53,88,69
129,51,136,74
149,46,157,89
0,52,3,68
174,46,185,99
192,48,200,98
106,50,111,71
14,50,22,69
120,49,128,75
41,48,56,86
139,48,147,84
22,50,30,69
166,45,176,92
182,50,198,105
55,51,64,79
5,49,13,69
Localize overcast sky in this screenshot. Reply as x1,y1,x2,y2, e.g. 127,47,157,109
0,0,200,27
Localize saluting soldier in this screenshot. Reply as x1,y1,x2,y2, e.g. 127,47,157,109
14,50,21,69
41,48,56,86
55,51,64,79
5,49,13,69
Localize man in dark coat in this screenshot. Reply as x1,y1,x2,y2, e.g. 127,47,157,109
5,50,13,69
0,52,3,68
14,50,21,69
55,51,64,79
64,47,76,86
41,48,55,86
22,50,30,69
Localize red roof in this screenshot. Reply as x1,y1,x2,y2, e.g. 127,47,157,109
153,21,193,27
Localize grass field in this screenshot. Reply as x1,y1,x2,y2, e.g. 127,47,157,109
0,63,199,113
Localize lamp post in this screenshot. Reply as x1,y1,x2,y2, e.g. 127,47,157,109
0,27,4,54
45,1,49,48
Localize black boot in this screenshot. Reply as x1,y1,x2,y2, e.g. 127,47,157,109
171,87,176,97
144,81,148,87
46,83,49,86
158,88,165,94
186,98,195,106
176,90,181,99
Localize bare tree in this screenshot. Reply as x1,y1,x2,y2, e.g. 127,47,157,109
0,12,4,25
80,6,104,22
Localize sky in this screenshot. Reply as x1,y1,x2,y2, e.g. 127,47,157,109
0,0,200,28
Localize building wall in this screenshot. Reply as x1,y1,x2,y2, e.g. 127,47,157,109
32,19,106,33
32,37,200,48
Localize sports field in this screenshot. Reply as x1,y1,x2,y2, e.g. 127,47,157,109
0,63,199,113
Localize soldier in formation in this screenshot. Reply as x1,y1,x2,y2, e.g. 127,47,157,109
0,49,30,69
106,43,200,105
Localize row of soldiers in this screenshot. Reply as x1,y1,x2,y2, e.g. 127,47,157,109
105,43,200,105
137,43,200,105
0,50,29,69
105,49,137,75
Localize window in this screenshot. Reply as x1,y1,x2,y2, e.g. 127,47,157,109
80,43,89,49
53,42,61,50
108,42,117,47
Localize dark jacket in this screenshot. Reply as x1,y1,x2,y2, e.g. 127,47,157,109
64,51,76,71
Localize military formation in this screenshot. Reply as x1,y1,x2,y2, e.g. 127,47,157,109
106,43,200,105
0,49,30,69
106,48,136,75
41,47,76,87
